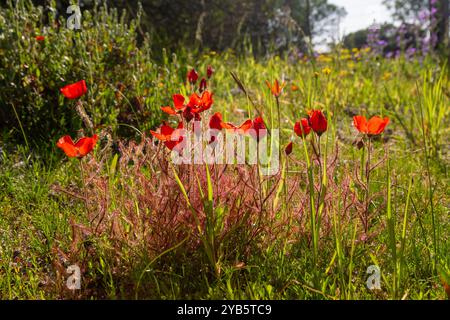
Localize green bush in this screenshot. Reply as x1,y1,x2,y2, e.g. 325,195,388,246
0,1,182,148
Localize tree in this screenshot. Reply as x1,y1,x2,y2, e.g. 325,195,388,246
383,0,449,51
436,0,449,50
342,23,398,53
285,0,346,44
26,0,346,54
382,0,428,23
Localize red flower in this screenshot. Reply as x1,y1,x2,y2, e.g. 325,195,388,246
187,69,199,84
35,35,45,41
353,115,389,136
209,112,254,143
266,79,285,97
209,112,223,131
56,134,98,158
207,65,214,78
294,118,311,137
209,112,223,144
173,93,186,109
161,91,213,122
443,279,450,299
160,106,178,115
60,80,87,99
150,122,185,152
285,141,293,155
308,110,327,136
199,78,207,93
192,90,213,112
248,117,267,142
221,118,253,134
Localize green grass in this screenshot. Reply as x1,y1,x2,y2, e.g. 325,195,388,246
0,2,449,300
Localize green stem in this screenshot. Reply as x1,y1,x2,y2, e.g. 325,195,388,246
301,137,317,264
365,136,372,233
10,103,29,151
79,159,89,217
276,96,281,141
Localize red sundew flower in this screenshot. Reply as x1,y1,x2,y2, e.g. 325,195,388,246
161,94,185,115
209,112,223,131
209,112,253,143
183,91,213,122
248,116,267,142
294,118,311,137
182,107,201,123
56,134,98,158
308,110,327,136
60,80,87,99
209,112,223,144
353,115,389,136
191,90,213,112
150,122,185,151
266,79,285,97
160,106,178,115
199,78,207,93
187,68,199,84
443,279,450,299
35,35,45,41
161,91,213,122
221,119,253,134
285,141,293,155
173,94,186,109
207,65,214,78
160,94,186,117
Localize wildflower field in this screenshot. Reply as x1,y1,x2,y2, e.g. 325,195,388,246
0,2,449,300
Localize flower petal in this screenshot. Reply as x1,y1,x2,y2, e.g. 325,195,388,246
173,94,185,109
75,134,98,157
294,118,311,137
56,136,78,157
353,115,368,134
161,106,178,115
209,112,223,131
309,110,327,135
368,116,389,135
60,80,87,99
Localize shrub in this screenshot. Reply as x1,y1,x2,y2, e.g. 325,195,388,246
0,1,173,147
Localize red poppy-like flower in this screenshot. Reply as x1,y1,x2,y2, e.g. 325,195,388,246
56,134,98,158
192,90,213,112
35,35,45,41
353,115,389,136
285,141,293,156
266,79,285,97
160,93,188,116
248,117,267,142
209,112,253,143
221,119,253,134
294,118,311,137
209,112,223,131
161,91,213,122
443,278,450,299
308,110,327,136
60,80,87,99
150,122,185,152
209,112,223,144
207,65,214,78
160,106,178,115
199,78,207,93
187,69,199,84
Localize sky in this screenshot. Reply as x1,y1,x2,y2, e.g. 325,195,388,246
330,0,393,38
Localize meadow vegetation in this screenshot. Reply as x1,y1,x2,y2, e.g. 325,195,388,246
0,2,449,299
